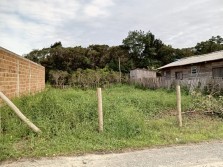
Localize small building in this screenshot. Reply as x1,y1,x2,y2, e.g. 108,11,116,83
130,69,156,82
158,51,223,80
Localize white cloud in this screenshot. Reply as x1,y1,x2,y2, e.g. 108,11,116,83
83,0,114,17
4,0,80,23
167,32,184,41
84,5,108,17
0,0,223,55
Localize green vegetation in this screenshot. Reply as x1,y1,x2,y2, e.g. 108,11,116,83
25,32,223,83
1,85,223,161
190,91,223,116
49,68,129,88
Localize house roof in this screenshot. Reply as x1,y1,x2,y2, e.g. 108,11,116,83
158,50,223,70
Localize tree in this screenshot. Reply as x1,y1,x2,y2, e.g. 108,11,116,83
24,48,50,64
157,45,175,65
108,46,132,73
51,41,62,48
123,30,147,57
86,45,110,69
175,48,194,59
122,30,162,69
24,34,223,85
195,36,223,55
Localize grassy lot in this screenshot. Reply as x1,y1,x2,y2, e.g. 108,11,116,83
0,84,223,161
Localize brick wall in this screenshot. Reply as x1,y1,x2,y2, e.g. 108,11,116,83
0,47,45,101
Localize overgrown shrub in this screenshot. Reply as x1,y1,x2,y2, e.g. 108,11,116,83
190,90,223,116
48,68,129,89
68,68,129,88
203,80,223,96
49,70,69,88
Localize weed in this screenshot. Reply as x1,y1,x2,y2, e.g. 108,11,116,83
0,85,222,161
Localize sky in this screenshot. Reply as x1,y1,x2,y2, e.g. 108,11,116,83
0,0,223,55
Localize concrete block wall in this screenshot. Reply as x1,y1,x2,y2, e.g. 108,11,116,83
130,69,157,81
0,47,45,101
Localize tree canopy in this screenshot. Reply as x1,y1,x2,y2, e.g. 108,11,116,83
24,32,223,83
195,36,223,55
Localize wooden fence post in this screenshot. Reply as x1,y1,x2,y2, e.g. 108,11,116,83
0,92,41,133
176,84,182,127
97,88,103,132
0,111,1,135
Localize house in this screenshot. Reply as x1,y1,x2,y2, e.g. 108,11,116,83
130,69,157,82
158,51,223,80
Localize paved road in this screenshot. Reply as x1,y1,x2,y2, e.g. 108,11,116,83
1,141,223,167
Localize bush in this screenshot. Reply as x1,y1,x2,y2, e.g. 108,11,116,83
68,68,129,88
203,80,223,96
190,90,223,116
49,70,69,88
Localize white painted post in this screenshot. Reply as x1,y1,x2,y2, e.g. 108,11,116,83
97,88,103,132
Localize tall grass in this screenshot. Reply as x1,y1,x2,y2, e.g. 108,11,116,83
0,85,223,161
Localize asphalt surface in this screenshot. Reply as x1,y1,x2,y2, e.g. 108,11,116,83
1,141,223,167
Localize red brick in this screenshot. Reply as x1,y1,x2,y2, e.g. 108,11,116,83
0,47,45,102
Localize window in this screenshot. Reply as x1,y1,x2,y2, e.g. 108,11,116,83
164,70,171,79
191,66,197,75
212,67,223,78
175,72,183,80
